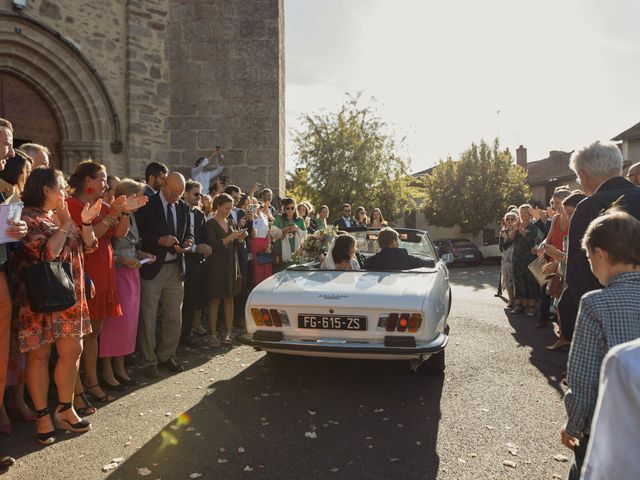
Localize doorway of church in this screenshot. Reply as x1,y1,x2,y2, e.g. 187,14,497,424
0,71,62,168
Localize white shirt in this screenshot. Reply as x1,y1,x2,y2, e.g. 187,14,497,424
253,211,270,238
582,338,640,480
159,190,177,262
191,157,223,193
342,217,352,228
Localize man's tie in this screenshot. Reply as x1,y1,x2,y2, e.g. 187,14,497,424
167,203,176,236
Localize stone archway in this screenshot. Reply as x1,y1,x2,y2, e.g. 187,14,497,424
0,11,122,173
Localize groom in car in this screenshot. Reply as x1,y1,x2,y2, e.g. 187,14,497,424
364,228,433,271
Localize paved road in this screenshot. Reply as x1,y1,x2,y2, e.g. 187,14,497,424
1,265,573,479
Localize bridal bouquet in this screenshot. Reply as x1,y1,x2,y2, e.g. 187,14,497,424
292,225,338,263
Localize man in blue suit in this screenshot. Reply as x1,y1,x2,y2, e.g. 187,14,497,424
364,228,433,271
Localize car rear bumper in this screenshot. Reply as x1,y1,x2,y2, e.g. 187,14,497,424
239,331,448,358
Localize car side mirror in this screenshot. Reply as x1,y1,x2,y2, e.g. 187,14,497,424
441,253,454,264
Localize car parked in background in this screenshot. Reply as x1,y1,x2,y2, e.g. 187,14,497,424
433,238,483,266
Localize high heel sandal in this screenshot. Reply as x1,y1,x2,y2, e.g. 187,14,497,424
34,407,56,445
53,402,91,433
86,385,115,403
74,392,97,416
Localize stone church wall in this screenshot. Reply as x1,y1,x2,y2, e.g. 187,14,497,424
0,0,284,192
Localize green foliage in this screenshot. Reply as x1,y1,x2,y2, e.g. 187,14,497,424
290,93,415,221
421,139,529,236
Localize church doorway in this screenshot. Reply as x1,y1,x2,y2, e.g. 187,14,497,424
0,71,62,168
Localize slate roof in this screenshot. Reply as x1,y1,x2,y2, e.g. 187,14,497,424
525,151,575,185
612,121,640,142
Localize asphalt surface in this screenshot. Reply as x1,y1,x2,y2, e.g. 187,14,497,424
1,264,573,479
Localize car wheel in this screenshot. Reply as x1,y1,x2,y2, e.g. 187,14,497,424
419,349,445,375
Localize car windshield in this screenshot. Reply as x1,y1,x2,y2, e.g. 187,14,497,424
288,228,438,271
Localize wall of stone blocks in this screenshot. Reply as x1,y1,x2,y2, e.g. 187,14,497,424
165,0,285,193
0,0,285,192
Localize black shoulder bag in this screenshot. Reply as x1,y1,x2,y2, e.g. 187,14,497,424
23,243,76,313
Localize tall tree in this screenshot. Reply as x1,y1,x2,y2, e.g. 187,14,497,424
422,139,529,237
291,94,415,221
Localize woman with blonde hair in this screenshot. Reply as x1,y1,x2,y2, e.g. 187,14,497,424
100,179,156,387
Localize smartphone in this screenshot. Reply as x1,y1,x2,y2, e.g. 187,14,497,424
139,258,152,265
248,204,257,215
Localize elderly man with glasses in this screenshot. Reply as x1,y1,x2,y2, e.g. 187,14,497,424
627,162,640,186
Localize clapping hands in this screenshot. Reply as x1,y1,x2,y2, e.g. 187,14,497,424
80,198,102,225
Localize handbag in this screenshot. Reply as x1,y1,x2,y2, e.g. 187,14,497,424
23,243,77,313
256,252,273,265
527,256,548,287
545,273,564,298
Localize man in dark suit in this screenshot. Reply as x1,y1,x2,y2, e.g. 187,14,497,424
143,161,168,197
364,228,434,271
333,203,354,229
180,180,212,347
560,142,640,346
136,172,193,378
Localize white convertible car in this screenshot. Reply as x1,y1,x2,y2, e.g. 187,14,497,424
240,228,453,373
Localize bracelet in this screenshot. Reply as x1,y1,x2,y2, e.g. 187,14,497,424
82,221,92,227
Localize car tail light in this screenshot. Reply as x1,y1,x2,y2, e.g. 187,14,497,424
251,308,264,326
250,308,290,327
385,313,399,332
269,309,282,327
259,308,273,326
408,313,422,332
379,312,421,332
397,313,410,332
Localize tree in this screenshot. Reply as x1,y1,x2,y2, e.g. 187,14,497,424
291,93,416,221
421,139,529,237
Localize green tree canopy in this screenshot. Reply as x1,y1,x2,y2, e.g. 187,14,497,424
289,94,416,221
421,139,529,236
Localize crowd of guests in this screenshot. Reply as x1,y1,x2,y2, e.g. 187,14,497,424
0,117,396,466
497,143,640,480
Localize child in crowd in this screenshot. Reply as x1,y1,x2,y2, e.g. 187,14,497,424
561,209,640,479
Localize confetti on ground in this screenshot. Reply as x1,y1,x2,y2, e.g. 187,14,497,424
137,467,152,476
102,463,118,472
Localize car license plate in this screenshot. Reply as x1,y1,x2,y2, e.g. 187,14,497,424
464,254,475,259
298,315,367,330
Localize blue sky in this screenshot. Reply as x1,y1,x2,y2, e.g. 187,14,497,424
284,0,640,173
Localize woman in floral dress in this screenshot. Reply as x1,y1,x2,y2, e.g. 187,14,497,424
14,168,101,445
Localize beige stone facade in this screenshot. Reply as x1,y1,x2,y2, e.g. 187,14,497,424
0,0,285,192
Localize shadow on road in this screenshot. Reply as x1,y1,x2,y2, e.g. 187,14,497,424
507,314,568,397
110,355,445,480
448,264,501,291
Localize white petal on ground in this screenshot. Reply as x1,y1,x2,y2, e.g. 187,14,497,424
112,457,125,464
374,409,384,413
330,468,339,473
219,448,227,453
102,463,118,472
217,458,228,464
244,466,254,472
238,447,246,453
304,431,317,439
308,410,316,415
553,454,570,462
390,458,399,462
502,460,517,468
190,474,203,479
508,449,518,456
485,425,495,430
137,467,152,476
